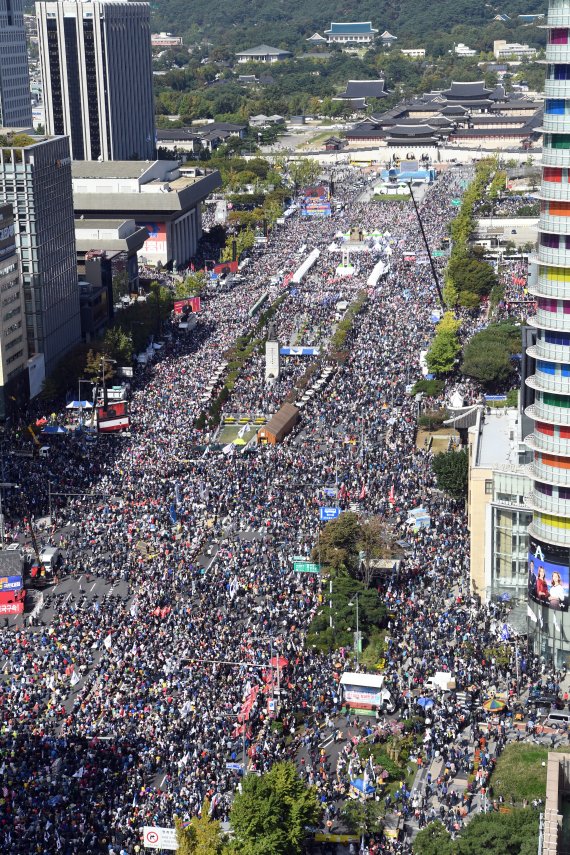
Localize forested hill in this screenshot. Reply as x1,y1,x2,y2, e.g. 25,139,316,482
151,0,547,50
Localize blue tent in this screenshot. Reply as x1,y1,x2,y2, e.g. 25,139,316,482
41,425,68,435
350,778,376,799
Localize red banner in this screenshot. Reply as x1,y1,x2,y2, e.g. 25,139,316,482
173,297,201,316
0,601,24,615
213,261,238,275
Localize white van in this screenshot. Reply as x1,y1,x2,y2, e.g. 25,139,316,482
40,546,63,573
546,711,570,727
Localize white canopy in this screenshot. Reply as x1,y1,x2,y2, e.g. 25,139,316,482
291,248,320,284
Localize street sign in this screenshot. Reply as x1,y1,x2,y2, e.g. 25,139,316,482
293,561,321,573
451,199,461,207
320,506,340,521
433,250,446,258
226,761,244,772
143,826,178,850
323,486,338,497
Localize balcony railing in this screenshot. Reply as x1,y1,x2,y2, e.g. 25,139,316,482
546,45,570,63
526,402,570,426
525,489,570,517
547,8,570,28
528,458,570,486
528,342,570,361
539,212,570,234
545,79,570,99
530,277,570,299
524,432,570,457
528,518,570,546
526,372,570,393
540,182,570,203
528,311,570,331
542,147,570,168
543,115,570,135
536,244,570,266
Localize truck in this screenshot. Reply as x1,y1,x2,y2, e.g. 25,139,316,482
424,672,456,693
339,672,396,713
0,549,26,615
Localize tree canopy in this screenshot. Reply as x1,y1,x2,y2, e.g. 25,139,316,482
461,322,521,390
413,809,539,855
426,312,461,376
432,448,468,499
229,762,321,855
175,799,225,854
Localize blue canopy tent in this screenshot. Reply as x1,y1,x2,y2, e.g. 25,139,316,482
41,425,69,435
350,778,376,800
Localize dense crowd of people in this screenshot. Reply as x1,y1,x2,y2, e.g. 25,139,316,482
0,165,553,855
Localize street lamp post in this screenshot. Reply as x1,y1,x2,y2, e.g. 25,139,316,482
348,593,360,666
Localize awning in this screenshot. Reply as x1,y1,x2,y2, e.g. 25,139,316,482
66,400,93,409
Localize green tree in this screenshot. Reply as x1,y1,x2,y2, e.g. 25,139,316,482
413,820,452,855
229,761,321,855
461,322,521,390
426,311,461,375
175,799,225,854
426,333,460,375
103,326,133,365
112,270,130,303
341,798,384,837
175,271,208,299
288,158,321,192
84,350,115,383
314,511,361,576
432,448,468,499
452,808,538,855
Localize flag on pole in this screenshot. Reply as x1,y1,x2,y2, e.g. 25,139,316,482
527,605,537,623
103,634,112,651
70,670,81,686
553,613,560,632
388,484,395,505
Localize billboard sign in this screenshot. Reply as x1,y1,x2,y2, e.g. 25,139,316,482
173,297,201,315
0,601,24,615
0,575,23,592
293,561,321,573
142,826,177,850
137,222,167,259
528,537,570,612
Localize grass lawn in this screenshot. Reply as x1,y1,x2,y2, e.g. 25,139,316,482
488,744,570,804
217,422,259,445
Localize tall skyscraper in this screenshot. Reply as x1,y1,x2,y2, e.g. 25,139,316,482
0,202,29,417
0,134,81,373
36,0,155,161
525,0,570,664
0,0,33,128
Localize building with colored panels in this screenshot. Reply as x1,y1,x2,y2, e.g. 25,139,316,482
525,0,570,664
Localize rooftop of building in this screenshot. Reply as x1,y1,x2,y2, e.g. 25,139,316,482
235,45,291,56
325,21,378,34
72,162,155,180
0,130,49,148
474,407,521,470
339,79,387,99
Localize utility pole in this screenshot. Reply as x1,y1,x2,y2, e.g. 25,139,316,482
407,181,445,308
